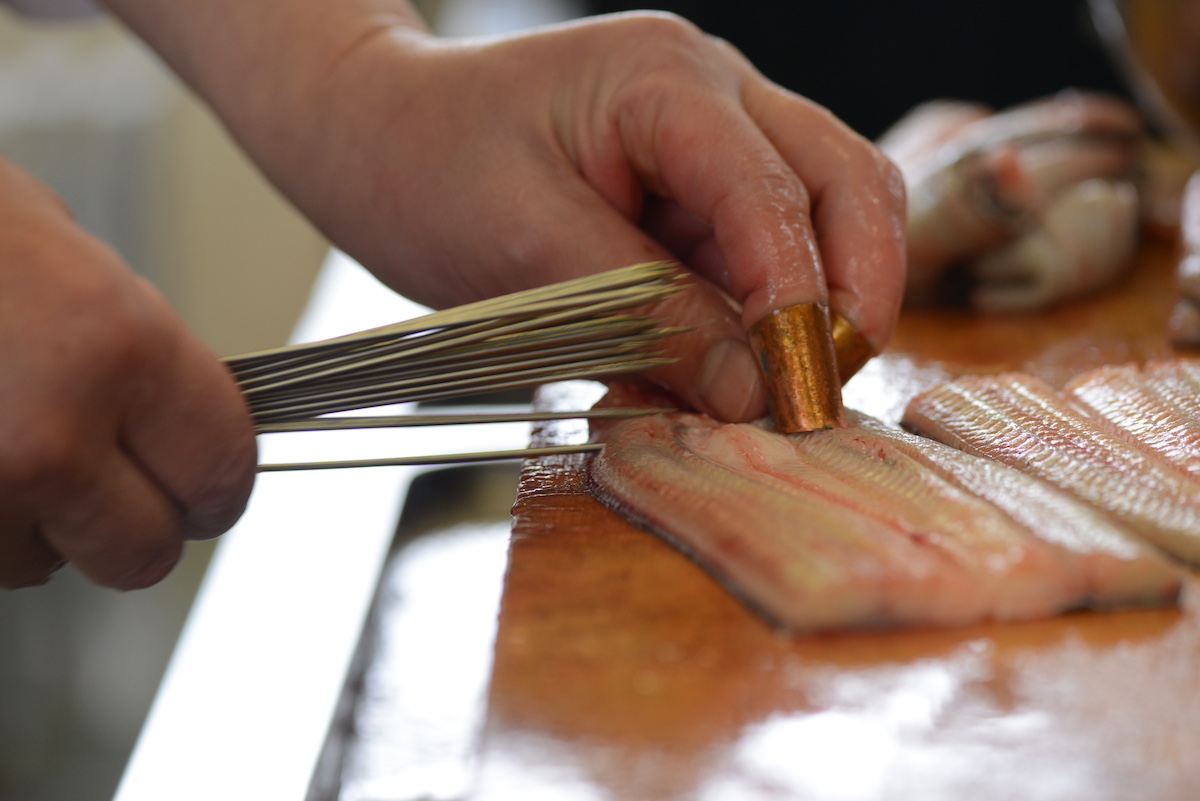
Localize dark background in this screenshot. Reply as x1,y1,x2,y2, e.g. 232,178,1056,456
585,1,1134,139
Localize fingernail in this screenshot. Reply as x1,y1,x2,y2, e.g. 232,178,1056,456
699,338,767,421
748,303,844,433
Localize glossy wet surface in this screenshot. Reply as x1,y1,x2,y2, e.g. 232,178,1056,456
472,243,1200,800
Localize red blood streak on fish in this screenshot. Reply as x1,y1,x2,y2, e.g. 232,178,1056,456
589,408,1180,634
904,373,1200,566
1065,362,1200,479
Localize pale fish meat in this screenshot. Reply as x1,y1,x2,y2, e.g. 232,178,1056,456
847,411,1179,608
881,92,1143,310
589,409,1180,634
904,372,1200,566
1143,358,1200,397
1065,360,1200,478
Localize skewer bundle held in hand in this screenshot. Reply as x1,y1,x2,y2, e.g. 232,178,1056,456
222,262,685,471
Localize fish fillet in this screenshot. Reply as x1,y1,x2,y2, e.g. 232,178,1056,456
1065,361,1200,478
904,373,1200,565
845,411,1179,608
589,410,1180,633
1144,358,1200,398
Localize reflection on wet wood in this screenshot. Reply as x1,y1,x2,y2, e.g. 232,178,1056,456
472,241,1200,801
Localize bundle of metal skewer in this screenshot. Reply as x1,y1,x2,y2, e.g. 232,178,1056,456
222,262,685,471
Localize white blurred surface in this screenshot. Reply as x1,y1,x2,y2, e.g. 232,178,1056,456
115,252,527,801
0,1,579,799
436,0,582,35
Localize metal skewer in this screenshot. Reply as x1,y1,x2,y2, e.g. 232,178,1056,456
253,406,676,433
226,262,686,471
257,444,606,472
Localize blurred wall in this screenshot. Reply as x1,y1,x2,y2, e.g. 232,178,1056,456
148,92,330,358
0,12,329,356
0,9,326,801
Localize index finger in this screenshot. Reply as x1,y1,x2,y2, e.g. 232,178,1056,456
746,82,908,355
618,72,906,362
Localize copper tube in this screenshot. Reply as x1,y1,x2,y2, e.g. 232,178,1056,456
832,314,875,383
748,302,844,433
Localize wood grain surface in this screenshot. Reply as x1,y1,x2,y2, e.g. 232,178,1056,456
472,242,1200,801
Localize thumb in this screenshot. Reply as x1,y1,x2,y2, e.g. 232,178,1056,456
510,183,769,423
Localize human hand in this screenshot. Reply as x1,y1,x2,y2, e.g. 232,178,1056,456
123,3,904,418
881,92,1144,311
0,158,257,590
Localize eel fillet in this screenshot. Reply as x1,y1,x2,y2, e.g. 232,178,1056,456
1065,360,1200,478
904,372,1200,566
589,410,1180,634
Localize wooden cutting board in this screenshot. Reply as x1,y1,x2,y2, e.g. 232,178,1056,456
470,240,1200,801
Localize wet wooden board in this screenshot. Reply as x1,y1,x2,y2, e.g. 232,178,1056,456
471,241,1200,801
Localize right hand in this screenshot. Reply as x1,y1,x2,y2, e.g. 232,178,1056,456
0,157,257,590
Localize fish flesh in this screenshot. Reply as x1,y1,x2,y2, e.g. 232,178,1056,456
589,407,1180,633
964,178,1138,313
847,411,1180,608
904,372,1200,566
1065,360,1200,478
881,92,1143,310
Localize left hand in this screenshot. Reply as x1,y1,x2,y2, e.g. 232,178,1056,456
268,12,907,417
105,2,907,419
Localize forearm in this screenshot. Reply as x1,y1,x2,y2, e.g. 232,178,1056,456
97,0,431,164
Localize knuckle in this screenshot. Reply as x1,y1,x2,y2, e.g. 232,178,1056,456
78,282,166,375
180,438,258,541
751,161,811,213
840,138,908,215
619,10,704,44
611,12,735,87
489,201,576,284
0,417,91,493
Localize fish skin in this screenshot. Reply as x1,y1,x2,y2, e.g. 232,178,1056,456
590,408,1181,634
1066,362,1200,479
904,373,1200,566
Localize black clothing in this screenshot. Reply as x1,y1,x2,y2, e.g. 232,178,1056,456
586,2,1133,139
